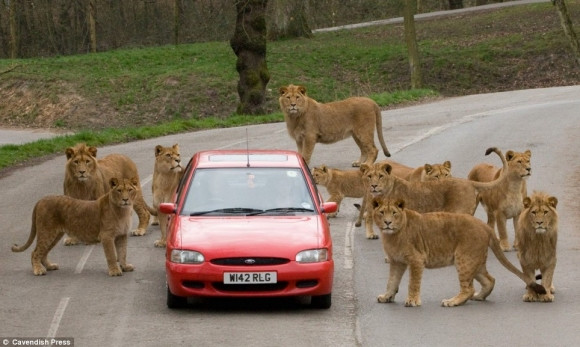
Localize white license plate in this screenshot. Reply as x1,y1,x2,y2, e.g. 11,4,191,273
223,272,277,284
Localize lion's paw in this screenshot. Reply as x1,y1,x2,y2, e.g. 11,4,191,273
499,240,512,252
405,297,421,307
121,264,134,272
537,293,554,302
351,161,361,168
327,212,338,218
45,263,59,271
154,240,166,248
377,294,396,303
151,216,160,226
366,234,379,240
108,265,123,276
523,293,538,302
131,228,147,237
441,298,461,307
63,237,81,246
33,266,47,276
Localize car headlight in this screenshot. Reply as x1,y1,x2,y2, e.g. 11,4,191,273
296,249,328,263
171,250,204,264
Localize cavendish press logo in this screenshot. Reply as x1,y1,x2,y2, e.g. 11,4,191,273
2,338,73,346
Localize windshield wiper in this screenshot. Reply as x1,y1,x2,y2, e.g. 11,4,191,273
248,207,315,215
190,207,264,216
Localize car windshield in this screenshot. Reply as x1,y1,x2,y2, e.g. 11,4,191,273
181,167,316,216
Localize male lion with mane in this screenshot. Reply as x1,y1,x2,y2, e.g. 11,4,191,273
371,197,545,307
515,191,558,302
63,143,153,244
279,84,391,167
12,177,138,277
150,144,184,247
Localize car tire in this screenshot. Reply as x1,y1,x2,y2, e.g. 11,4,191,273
167,286,187,309
311,293,332,309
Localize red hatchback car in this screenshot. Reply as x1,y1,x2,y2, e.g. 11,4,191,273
160,149,337,309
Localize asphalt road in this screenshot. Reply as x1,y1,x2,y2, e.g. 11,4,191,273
1,85,579,346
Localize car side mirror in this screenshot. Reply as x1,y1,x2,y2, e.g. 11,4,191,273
321,202,337,214
159,203,177,214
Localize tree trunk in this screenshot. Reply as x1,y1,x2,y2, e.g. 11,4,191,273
404,0,423,89
9,0,18,58
553,0,580,66
88,0,97,53
448,0,464,9
268,0,312,40
174,0,181,45
230,0,271,115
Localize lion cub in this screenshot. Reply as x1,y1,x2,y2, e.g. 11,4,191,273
371,197,545,307
12,177,138,277
515,191,558,302
406,160,452,182
150,144,183,248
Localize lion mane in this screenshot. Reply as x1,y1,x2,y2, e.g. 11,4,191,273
515,191,558,302
12,177,138,276
371,197,545,307
279,84,390,167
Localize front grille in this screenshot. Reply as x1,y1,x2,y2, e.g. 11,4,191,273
211,257,290,266
212,282,288,292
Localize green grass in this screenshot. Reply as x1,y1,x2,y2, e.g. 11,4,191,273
0,0,579,171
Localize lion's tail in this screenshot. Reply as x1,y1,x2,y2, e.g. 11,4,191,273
488,233,546,295
470,147,509,192
374,103,391,158
145,200,158,216
11,203,39,253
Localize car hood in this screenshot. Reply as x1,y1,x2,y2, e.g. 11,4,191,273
175,216,325,257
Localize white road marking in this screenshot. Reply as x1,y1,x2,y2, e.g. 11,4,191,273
344,221,354,269
47,297,69,338
74,245,94,274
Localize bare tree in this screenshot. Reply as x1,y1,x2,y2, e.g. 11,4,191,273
8,0,18,58
88,0,97,53
552,0,580,66
268,0,312,40
404,0,423,88
230,0,271,115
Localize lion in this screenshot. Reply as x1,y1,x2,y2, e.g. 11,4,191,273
63,143,153,244
406,160,452,182
468,150,531,251
12,177,138,276
371,197,545,307
150,144,184,247
515,191,558,302
357,147,509,240
279,84,391,167
312,160,411,218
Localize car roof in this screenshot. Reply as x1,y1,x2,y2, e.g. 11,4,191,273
192,149,305,168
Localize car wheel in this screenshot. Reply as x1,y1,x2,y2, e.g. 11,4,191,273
311,293,331,309
167,286,187,309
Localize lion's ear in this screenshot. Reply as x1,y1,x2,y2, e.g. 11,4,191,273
297,85,307,95
130,177,139,187
279,86,288,96
424,164,433,174
88,146,98,158
548,196,558,208
155,145,163,157
321,165,328,172
173,144,179,151
525,149,531,158
506,150,515,161
443,160,451,169
395,199,405,210
522,196,532,209
371,197,383,209
109,177,119,189
382,163,392,175
65,147,75,160
360,163,370,173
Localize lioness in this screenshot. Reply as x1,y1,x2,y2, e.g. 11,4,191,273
12,177,137,276
63,143,152,244
406,160,452,182
468,150,532,251
279,84,391,167
312,161,411,218
150,144,183,247
358,147,508,239
371,197,545,307
515,191,558,302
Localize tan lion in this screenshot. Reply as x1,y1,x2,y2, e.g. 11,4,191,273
468,149,532,251
12,177,138,276
312,160,411,218
406,160,452,182
358,147,508,239
63,143,153,244
515,191,558,302
150,144,183,247
279,84,391,167
371,197,545,307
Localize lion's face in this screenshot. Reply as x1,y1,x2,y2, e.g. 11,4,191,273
424,161,452,181
155,144,182,174
506,150,531,179
360,162,394,196
311,165,331,185
109,177,139,208
371,197,406,235
279,84,307,116
65,144,98,182
522,192,558,234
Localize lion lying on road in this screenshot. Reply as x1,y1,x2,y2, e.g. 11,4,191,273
12,177,138,276
150,144,184,248
468,149,531,251
371,197,545,307
279,84,391,167
63,143,153,244
406,160,452,182
516,191,558,302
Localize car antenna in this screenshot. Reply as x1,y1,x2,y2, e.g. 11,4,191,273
246,128,250,167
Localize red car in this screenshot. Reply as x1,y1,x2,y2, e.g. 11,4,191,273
160,149,337,309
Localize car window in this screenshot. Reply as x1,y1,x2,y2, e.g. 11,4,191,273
181,167,315,215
